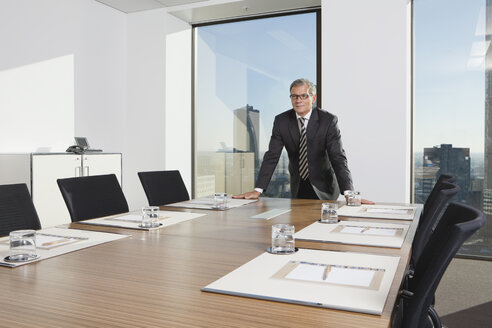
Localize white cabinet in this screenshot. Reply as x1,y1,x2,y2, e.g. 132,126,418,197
0,153,122,228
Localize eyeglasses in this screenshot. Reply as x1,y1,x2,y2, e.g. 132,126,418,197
290,93,311,100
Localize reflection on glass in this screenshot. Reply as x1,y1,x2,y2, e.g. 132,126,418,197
194,12,317,198
413,0,491,258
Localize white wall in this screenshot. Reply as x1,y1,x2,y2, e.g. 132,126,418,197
0,54,74,152
322,0,411,202
0,0,127,153
126,9,191,210
0,1,192,211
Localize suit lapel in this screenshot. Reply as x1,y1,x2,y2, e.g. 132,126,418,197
306,107,319,142
288,109,300,149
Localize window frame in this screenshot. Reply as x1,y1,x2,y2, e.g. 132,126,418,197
191,8,322,198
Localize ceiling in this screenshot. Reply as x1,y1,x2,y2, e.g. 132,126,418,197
95,0,321,24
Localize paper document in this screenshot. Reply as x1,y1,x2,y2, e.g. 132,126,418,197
79,210,206,230
366,208,412,215
295,220,408,248
36,233,88,249
340,226,398,236
336,204,419,220
107,213,169,223
285,262,376,287
166,198,257,210
0,228,129,267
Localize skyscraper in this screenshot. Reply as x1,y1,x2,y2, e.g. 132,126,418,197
421,144,471,203
233,105,260,169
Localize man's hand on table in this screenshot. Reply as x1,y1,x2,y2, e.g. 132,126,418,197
233,190,261,200
344,194,376,205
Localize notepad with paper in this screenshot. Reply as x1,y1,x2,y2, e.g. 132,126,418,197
295,220,409,248
78,210,206,230
202,248,400,315
336,204,418,220
166,197,257,210
275,260,383,290
36,233,88,249
0,227,129,267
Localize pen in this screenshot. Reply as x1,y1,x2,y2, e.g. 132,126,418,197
41,238,70,247
322,265,331,280
293,260,385,272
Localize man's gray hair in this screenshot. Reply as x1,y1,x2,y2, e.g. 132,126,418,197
290,78,317,96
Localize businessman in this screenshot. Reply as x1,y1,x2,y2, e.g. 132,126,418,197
234,78,371,202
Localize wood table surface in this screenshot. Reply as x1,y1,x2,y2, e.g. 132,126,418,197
0,198,421,328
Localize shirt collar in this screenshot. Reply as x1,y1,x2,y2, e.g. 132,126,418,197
295,108,313,121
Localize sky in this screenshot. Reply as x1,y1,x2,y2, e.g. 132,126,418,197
195,12,316,152
413,0,486,154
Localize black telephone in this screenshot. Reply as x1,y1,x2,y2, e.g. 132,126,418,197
66,137,90,154
66,145,87,154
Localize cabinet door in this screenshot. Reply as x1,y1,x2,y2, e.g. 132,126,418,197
32,154,81,228
82,154,122,185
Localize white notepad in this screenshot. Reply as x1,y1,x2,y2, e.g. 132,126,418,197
166,198,257,210
0,228,129,267
295,221,409,248
340,226,398,236
79,210,206,230
285,262,375,287
336,204,418,220
36,233,88,249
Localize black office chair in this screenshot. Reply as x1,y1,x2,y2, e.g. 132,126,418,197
138,170,190,206
423,174,455,215
398,202,485,328
412,182,460,266
57,174,129,222
0,184,41,236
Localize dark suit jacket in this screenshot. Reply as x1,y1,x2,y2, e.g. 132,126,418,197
255,107,353,200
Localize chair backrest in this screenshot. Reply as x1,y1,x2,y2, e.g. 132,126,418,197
423,174,455,214
403,202,485,328
0,184,41,236
138,170,190,206
412,182,460,265
57,174,129,222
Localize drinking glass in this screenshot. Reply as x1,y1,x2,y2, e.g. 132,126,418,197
9,230,37,261
214,193,228,210
320,203,338,223
346,191,362,206
271,224,295,254
141,206,160,228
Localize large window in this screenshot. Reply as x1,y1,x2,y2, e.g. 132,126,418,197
413,0,491,258
193,11,319,198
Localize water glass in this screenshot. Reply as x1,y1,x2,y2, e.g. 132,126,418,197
9,230,37,261
142,206,160,228
271,224,295,254
321,203,338,223
214,193,228,210
346,190,362,206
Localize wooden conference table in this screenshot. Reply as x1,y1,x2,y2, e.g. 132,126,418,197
0,198,421,328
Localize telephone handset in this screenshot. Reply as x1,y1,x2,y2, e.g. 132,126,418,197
66,145,87,154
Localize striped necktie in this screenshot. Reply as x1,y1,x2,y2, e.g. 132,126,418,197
299,117,309,180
